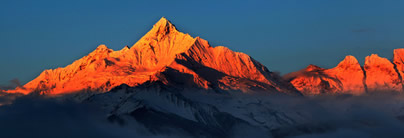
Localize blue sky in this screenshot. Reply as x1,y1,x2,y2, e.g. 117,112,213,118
1,0,404,85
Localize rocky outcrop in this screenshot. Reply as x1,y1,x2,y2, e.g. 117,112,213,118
9,17,295,95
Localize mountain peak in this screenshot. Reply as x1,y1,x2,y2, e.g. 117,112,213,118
394,48,404,53
365,54,391,66
131,17,188,49
336,55,360,69
8,18,296,95
342,55,358,64
364,53,402,92
394,48,404,63
96,44,108,50
155,17,170,25
129,17,196,69
91,44,111,55
150,17,177,35
305,64,323,71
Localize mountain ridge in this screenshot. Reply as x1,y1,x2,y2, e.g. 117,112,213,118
4,17,404,96
5,17,295,95
287,50,404,95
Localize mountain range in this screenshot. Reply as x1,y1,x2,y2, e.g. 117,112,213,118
6,17,296,95
286,51,404,95
5,17,404,96
2,17,404,137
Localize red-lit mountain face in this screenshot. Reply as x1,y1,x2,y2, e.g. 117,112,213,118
287,50,404,96
8,17,295,95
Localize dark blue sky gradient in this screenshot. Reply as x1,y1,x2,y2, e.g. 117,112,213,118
1,0,404,85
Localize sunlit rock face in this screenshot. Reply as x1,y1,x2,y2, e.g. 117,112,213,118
288,56,365,96
364,54,402,92
10,17,294,95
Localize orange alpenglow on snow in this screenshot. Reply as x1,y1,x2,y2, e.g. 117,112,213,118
326,55,366,94
288,51,404,95
7,17,294,95
287,56,365,95
364,54,402,92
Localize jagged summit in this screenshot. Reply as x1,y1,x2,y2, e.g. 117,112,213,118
8,17,295,95
126,17,197,70
364,53,402,92
153,17,176,30
336,55,360,68
365,54,390,66
305,64,323,71
133,17,180,44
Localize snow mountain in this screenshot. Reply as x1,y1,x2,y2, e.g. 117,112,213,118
286,50,404,95
8,17,297,95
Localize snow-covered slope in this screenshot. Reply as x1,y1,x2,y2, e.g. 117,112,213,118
72,81,404,137
83,82,271,137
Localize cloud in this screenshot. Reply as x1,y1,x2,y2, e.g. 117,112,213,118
261,93,404,137
0,79,22,90
0,95,170,138
0,92,22,106
184,91,404,137
1,90,404,137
